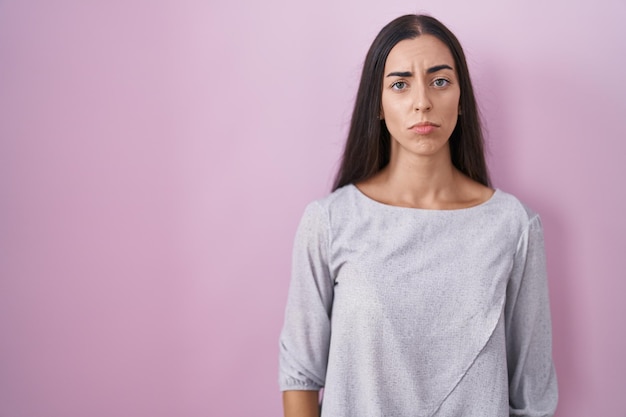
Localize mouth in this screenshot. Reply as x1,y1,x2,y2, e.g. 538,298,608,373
409,121,439,135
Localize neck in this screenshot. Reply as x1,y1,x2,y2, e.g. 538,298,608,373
377,144,462,207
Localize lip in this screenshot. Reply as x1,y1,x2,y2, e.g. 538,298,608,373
409,122,439,135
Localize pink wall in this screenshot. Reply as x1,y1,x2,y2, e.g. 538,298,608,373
1,1,624,416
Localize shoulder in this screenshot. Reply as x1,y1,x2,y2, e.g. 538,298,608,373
305,184,361,215
297,185,357,229
490,189,542,232
297,184,372,237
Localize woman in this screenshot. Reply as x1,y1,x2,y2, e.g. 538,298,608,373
279,14,558,417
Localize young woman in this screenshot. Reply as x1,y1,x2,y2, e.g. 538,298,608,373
279,14,557,417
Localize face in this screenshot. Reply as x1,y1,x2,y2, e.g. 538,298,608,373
381,35,461,160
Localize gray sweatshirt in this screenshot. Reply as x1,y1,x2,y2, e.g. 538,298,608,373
279,184,557,417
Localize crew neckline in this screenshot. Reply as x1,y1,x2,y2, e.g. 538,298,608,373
349,184,500,212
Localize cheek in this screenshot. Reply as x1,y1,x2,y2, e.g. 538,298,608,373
380,94,391,117
381,95,406,120
442,95,461,120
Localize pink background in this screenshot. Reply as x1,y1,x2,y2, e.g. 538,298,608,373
1,1,625,416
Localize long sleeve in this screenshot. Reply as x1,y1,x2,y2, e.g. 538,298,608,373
505,215,558,416
279,202,334,391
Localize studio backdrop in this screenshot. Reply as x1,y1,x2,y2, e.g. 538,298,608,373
1,0,625,416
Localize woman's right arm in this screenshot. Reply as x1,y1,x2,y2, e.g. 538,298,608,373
283,390,320,417
279,202,334,414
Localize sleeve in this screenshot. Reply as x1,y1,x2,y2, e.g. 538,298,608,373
505,215,558,416
278,201,334,391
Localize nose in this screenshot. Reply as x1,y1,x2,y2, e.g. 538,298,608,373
413,84,432,112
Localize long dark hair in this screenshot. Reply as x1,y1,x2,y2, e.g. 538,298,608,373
332,14,490,190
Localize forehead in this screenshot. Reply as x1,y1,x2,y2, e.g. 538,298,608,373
384,35,455,71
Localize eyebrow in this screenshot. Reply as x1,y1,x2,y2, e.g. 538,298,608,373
385,64,454,78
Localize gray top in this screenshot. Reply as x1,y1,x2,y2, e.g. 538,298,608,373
279,185,558,417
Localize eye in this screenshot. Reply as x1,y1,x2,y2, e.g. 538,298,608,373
391,81,408,91
433,78,450,88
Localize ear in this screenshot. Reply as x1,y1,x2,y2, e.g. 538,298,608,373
379,110,384,120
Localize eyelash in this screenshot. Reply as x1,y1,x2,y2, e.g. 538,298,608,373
433,78,450,87
391,81,407,90
390,78,451,91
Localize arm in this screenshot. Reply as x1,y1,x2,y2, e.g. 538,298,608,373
505,215,558,417
279,202,334,409
283,390,320,417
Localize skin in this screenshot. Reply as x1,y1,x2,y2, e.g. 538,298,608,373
283,34,493,417
283,390,319,417
359,35,493,209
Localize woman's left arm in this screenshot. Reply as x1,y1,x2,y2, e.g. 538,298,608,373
505,215,558,417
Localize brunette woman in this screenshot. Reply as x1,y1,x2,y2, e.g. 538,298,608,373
279,14,558,417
